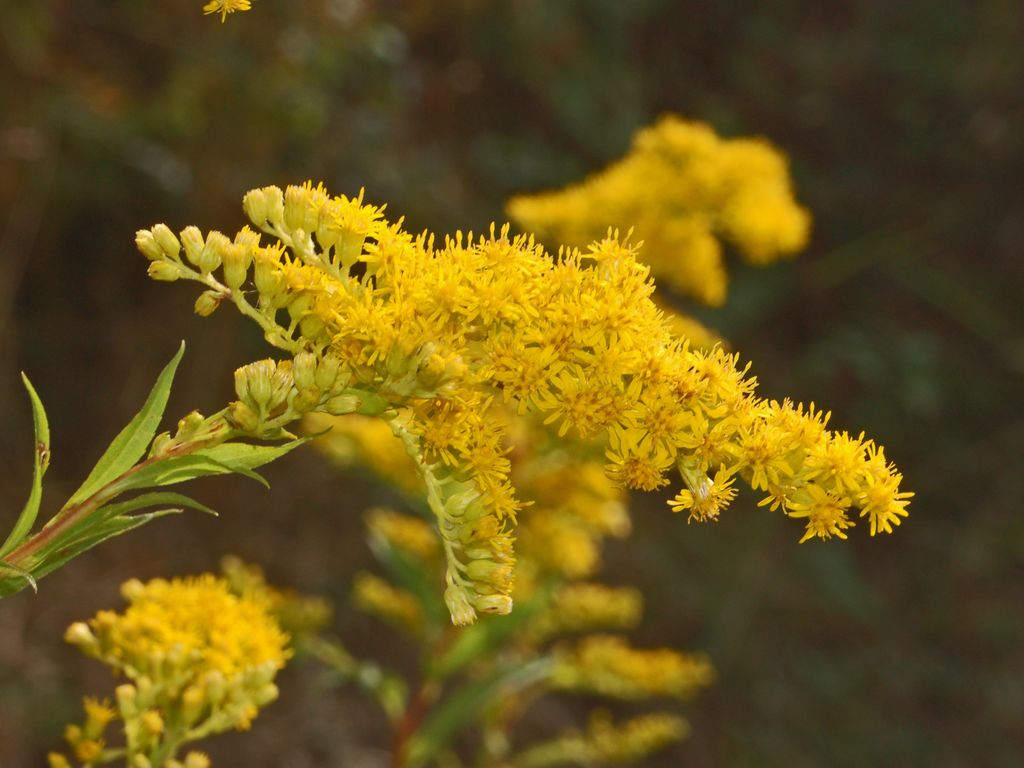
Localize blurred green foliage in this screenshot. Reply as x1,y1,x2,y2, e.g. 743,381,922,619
1,1,1021,766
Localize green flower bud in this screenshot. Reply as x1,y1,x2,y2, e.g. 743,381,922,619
284,185,307,232
147,261,180,281
444,585,476,627
472,593,513,615
244,361,275,409
264,186,285,227
324,394,360,415
222,243,251,290
292,352,317,391
115,684,138,718
135,229,163,261
64,622,97,650
194,290,222,317
151,224,181,259
314,354,341,392
243,188,270,227
228,402,260,433
180,226,205,266
198,230,230,276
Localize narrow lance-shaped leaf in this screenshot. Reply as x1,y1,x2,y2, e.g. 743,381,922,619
0,375,52,558
116,438,310,492
65,342,185,508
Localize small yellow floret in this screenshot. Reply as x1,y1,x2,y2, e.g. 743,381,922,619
202,0,251,22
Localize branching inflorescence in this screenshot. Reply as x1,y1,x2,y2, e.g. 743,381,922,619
508,115,811,306
137,182,911,625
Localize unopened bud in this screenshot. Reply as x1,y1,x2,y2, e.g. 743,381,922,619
292,352,318,391
444,585,476,626
197,230,229,277
194,290,222,317
115,684,138,717
227,401,260,433
284,185,307,232
141,710,164,735
135,230,163,261
222,243,251,290
147,261,180,281
64,622,96,649
324,394,360,415
180,226,205,266
264,186,285,226
243,188,270,227
314,355,341,392
183,752,211,768
120,578,146,601
472,593,513,615
151,224,181,259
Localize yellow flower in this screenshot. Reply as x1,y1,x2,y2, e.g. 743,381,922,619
508,115,810,305
553,635,714,700
202,0,252,22
140,182,909,622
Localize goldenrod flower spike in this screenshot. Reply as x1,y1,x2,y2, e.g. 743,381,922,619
508,115,811,305
202,0,251,22
57,575,289,766
138,181,910,625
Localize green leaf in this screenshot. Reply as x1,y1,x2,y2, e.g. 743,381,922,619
65,342,185,507
95,491,218,519
0,375,52,558
118,438,309,491
0,559,38,593
405,659,554,768
24,509,184,588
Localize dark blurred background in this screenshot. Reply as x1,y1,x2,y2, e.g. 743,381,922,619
1,1,1022,766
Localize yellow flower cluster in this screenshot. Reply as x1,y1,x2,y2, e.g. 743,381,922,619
219,556,333,643
138,181,909,624
530,583,643,643
507,115,811,305
57,575,288,767
352,571,426,635
510,711,689,767
202,0,251,22
551,635,713,701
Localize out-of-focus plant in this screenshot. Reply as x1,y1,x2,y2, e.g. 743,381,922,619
49,561,328,768
0,345,306,599
508,115,811,307
306,421,712,766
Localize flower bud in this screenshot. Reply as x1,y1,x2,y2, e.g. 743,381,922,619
151,224,181,259
135,229,163,261
120,578,146,601
222,243,251,290
284,185,308,232
183,752,212,768
64,622,97,650
324,394,360,415
180,226,205,266
115,684,138,718
314,355,341,392
147,261,180,281
292,352,318,391
197,230,230,277
472,593,513,615
467,559,514,591
194,290,222,317
444,585,476,626
264,186,285,226
243,188,270,227
141,710,164,735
